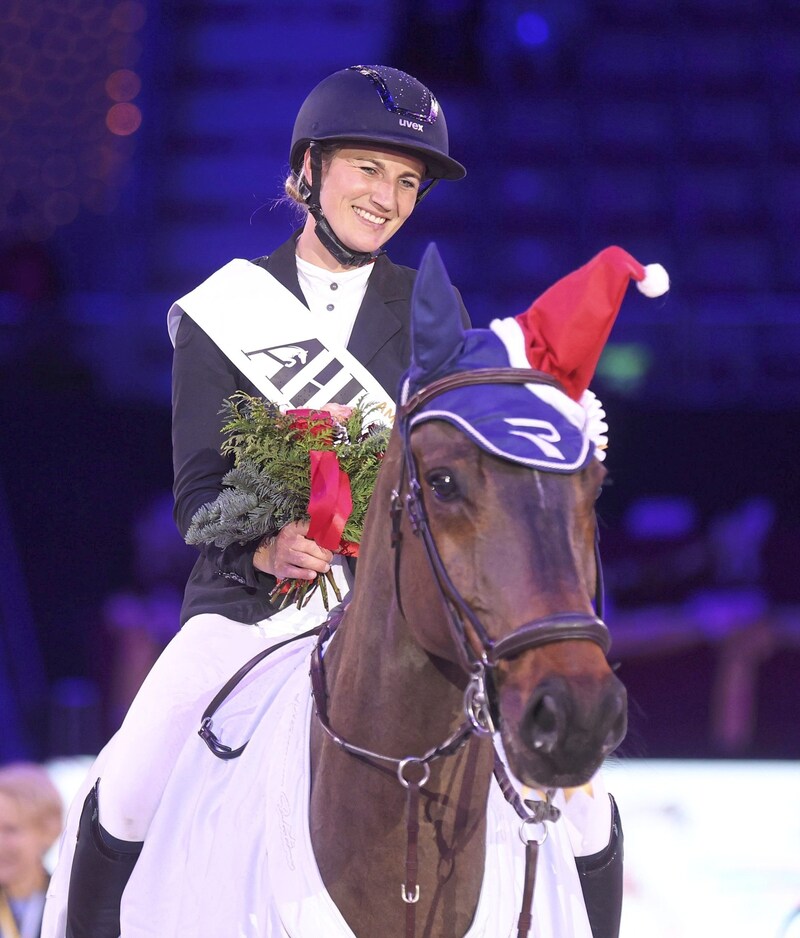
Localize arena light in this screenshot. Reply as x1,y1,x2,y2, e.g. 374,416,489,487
596,343,652,394
516,11,550,47
106,102,142,136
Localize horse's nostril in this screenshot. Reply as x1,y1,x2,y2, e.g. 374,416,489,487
602,688,628,755
526,688,565,755
533,694,558,733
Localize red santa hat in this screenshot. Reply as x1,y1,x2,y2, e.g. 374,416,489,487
512,245,669,401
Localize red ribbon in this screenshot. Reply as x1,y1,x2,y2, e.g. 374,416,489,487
307,450,354,552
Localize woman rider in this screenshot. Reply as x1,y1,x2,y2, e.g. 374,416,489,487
45,64,469,938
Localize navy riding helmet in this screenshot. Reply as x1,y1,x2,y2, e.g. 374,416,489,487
290,65,466,267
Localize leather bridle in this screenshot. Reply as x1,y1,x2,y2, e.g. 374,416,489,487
393,366,611,734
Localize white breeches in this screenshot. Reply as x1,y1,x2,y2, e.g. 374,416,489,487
98,614,271,841
98,583,350,843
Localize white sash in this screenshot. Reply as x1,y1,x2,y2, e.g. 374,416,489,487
167,259,395,421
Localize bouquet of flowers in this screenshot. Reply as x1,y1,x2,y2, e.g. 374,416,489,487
185,392,390,609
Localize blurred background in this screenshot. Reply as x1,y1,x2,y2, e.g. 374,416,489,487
0,0,798,931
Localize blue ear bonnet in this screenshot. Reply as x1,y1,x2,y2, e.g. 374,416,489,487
399,244,593,474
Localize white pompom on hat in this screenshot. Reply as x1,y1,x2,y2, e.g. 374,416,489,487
636,262,670,298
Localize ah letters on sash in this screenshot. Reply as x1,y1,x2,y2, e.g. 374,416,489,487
168,259,395,422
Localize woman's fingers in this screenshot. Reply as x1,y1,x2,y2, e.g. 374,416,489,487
253,520,334,579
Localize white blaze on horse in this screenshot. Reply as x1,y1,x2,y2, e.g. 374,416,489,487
46,243,668,937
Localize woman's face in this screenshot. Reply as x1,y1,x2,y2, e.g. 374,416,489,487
307,146,426,256
0,793,50,893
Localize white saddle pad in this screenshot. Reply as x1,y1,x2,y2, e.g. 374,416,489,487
47,635,593,937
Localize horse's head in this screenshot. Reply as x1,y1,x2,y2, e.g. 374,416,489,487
385,243,668,789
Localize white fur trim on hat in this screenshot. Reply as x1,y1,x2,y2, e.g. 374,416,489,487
489,317,530,369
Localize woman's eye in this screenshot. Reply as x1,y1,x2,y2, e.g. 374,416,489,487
426,470,459,501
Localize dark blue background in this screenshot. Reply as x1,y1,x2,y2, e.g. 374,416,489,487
1,0,798,763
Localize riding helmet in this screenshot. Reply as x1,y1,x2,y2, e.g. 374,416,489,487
290,65,466,181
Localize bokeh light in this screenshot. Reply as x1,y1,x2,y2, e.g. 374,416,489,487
110,0,147,33
516,11,550,47
106,102,142,136
106,68,142,102
596,344,652,395
0,0,147,242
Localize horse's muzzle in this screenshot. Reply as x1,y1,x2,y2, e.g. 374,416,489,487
517,673,628,784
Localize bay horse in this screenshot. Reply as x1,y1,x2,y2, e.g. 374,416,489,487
48,244,633,937
304,426,623,937
303,255,627,937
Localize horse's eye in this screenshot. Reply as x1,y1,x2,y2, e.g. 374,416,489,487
426,470,459,501
596,477,611,502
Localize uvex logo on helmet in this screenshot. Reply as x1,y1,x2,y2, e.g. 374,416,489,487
399,118,424,133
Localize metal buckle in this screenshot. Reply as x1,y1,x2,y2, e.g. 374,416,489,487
198,717,233,757
465,671,495,735
405,480,425,535
390,489,403,548
402,884,420,904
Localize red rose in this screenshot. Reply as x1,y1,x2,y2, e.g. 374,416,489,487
286,408,335,442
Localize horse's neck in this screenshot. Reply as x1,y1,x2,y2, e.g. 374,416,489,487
309,529,494,936
323,594,469,755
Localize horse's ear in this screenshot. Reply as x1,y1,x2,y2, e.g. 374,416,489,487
409,243,466,383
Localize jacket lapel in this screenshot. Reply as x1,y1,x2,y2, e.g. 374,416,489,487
346,254,409,369
263,233,308,308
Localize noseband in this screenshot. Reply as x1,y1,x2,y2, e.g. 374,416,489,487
394,367,611,732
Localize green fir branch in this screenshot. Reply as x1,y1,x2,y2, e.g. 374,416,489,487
185,394,390,556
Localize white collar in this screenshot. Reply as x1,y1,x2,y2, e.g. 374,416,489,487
295,255,374,289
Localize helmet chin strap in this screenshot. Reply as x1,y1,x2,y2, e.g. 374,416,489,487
301,143,380,269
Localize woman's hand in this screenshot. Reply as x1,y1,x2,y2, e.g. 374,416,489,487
253,520,333,581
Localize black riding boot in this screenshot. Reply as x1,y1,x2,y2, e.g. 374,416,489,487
66,780,143,938
575,794,624,938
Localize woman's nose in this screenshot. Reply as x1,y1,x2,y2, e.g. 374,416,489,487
370,180,395,211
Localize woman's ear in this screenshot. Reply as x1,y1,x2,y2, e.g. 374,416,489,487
302,147,314,188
